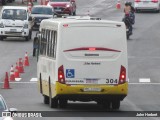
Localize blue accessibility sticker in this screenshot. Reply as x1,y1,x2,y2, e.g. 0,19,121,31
66,69,75,78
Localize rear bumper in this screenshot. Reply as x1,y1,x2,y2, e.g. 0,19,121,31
56,94,127,101
135,7,159,10
0,28,29,37
54,82,128,101
135,3,159,10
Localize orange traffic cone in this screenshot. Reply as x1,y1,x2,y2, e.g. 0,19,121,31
9,65,15,81
28,2,32,13
14,62,20,78
2,72,10,89
116,0,121,9
18,58,24,73
24,52,29,67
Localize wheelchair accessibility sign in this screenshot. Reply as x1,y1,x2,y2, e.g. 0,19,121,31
66,69,75,78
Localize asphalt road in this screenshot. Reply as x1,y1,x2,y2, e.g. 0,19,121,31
0,0,160,120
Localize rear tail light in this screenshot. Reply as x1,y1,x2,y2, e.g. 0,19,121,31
89,47,96,51
152,0,158,3
135,0,141,2
119,65,126,84
58,65,65,84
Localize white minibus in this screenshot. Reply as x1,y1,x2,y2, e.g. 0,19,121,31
36,16,128,110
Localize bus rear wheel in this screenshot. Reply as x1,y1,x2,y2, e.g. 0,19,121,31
111,100,120,110
103,101,111,109
97,100,111,109
43,95,49,104
49,97,58,108
59,99,67,108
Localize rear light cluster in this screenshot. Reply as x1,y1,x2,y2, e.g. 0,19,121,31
152,0,158,3
58,65,65,84
58,65,127,84
135,0,141,2
89,47,96,51
118,65,126,84
64,47,121,52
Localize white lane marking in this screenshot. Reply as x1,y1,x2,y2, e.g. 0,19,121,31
129,83,160,85
30,78,38,82
128,56,160,59
139,78,150,83
0,82,36,84
107,5,112,8
15,78,22,81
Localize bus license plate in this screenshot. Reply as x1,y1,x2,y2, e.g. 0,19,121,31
83,88,101,92
86,79,98,84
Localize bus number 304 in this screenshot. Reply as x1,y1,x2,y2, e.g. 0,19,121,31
106,79,118,84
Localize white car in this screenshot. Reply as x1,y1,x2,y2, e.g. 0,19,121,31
30,5,54,29
0,6,33,41
134,0,160,12
0,95,17,120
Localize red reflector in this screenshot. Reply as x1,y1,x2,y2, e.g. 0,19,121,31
89,47,96,51
63,24,68,27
